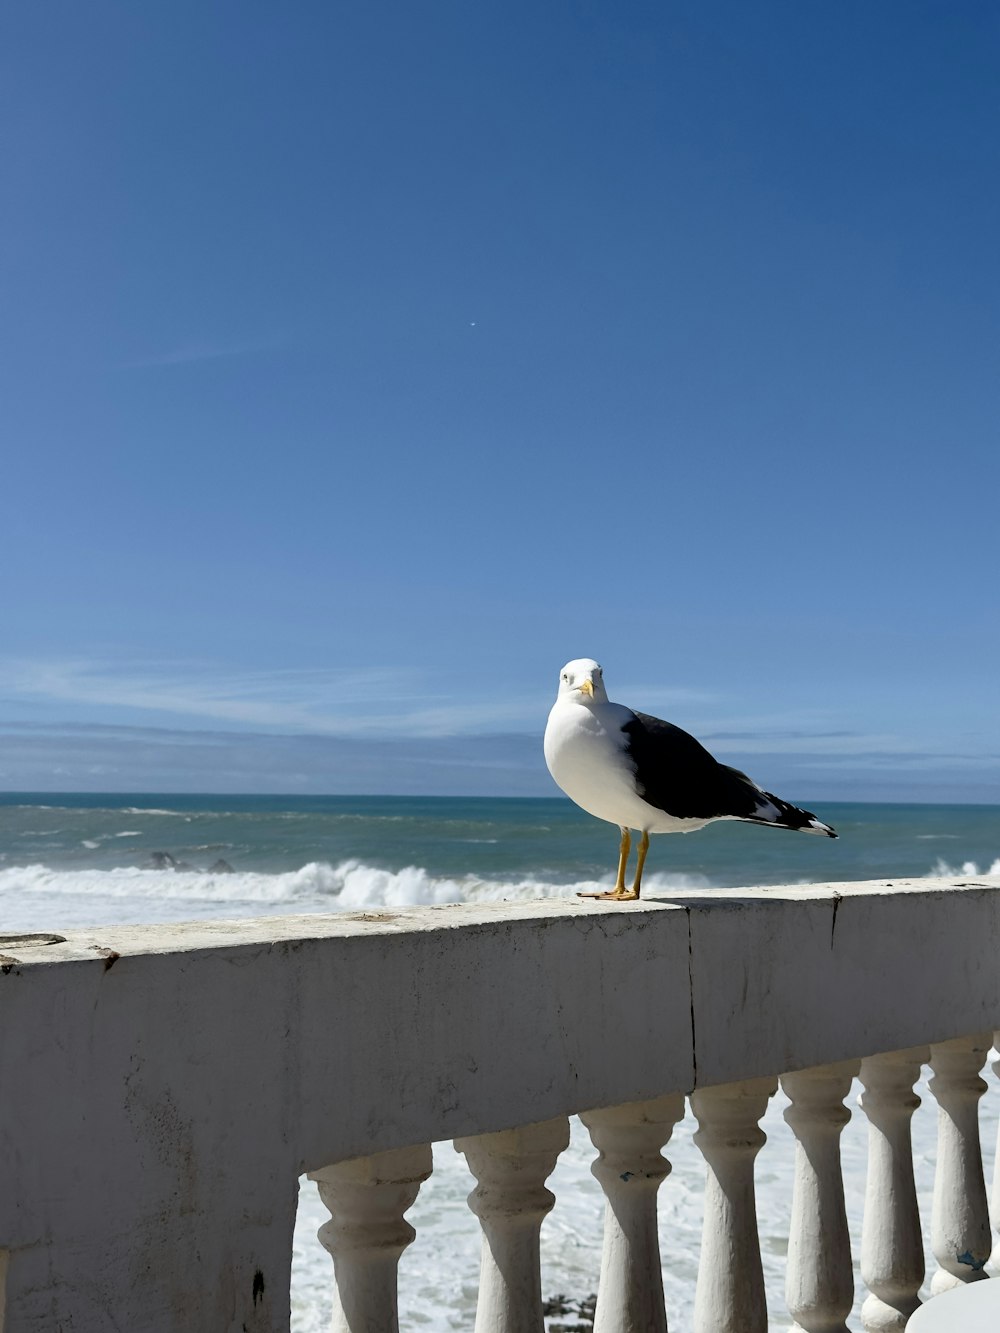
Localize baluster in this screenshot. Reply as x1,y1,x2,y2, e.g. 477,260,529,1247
309,1143,432,1333
991,1030,1000,1274
857,1048,927,1332
928,1033,992,1292
580,1094,685,1333
691,1077,777,1333
781,1061,858,1333
455,1117,570,1333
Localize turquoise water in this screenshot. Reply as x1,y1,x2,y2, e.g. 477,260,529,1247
0,793,998,933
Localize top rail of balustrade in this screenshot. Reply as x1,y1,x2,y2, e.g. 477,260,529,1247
3,877,999,1163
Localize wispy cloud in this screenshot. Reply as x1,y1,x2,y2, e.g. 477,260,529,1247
119,335,284,369
1,719,998,802
1,658,989,771
0,658,545,737
0,723,553,795
0,659,723,739
2,662,999,799
700,727,913,757
611,683,719,709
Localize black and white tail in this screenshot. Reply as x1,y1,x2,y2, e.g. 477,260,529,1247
746,791,837,838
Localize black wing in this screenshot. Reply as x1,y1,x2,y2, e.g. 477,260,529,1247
620,710,767,821
621,710,836,834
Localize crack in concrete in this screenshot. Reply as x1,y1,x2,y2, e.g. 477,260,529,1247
89,945,121,972
685,906,698,1089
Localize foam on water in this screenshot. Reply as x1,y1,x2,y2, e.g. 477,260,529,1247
3,846,996,941
2,845,998,931
0,859,715,913
930,856,1000,877
121,807,186,816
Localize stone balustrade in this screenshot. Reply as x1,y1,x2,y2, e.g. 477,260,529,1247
1,876,1000,1331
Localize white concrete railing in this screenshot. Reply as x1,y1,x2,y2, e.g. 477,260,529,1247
1,876,1000,1331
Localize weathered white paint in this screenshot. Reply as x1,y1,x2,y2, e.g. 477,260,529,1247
455,1118,569,1333
0,896,692,1331
990,1029,1000,1276
691,1076,777,1333
857,1047,927,1333
928,1033,993,1291
781,1061,858,1333
309,1144,432,1332
1,877,1000,1330
580,1094,685,1333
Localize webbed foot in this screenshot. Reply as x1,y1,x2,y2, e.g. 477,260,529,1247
577,887,640,902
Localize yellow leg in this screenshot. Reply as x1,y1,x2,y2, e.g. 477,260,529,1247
632,830,650,898
579,826,641,901
614,826,631,892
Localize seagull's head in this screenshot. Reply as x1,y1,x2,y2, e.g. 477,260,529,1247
557,658,609,704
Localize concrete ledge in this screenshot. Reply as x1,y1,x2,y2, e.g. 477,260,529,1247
0,878,998,1330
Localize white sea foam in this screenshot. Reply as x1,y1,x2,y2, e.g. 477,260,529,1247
4,853,998,925
929,856,1000,878
0,860,715,912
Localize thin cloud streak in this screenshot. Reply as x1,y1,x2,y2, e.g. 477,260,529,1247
610,682,720,708
0,658,544,737
1,722,998,802
119,335,285,369
0,659,991,769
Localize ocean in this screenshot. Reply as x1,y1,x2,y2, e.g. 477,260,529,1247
2,793,999,1329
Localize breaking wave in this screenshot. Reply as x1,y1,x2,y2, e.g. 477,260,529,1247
4,853,997,924
0,859,715,911
121,808,185,816
929,857,1000,878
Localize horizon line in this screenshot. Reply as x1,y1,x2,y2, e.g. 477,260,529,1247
1,789,997,810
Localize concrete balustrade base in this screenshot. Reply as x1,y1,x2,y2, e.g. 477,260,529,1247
1,877,999,1330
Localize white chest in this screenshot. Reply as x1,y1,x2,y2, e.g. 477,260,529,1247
543,700,713,834
543,701,655,829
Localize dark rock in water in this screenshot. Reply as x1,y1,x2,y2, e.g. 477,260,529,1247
209,859,234,874
149,852,178,870
543,1294,596,1331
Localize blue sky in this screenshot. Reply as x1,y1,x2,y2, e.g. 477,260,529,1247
2,2,998,799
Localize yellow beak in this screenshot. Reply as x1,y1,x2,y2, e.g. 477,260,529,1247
579,679,595,697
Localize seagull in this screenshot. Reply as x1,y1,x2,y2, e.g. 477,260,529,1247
544,658,837,901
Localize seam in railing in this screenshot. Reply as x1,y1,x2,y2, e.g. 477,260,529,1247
830,890,843,948
685,904,698,1088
